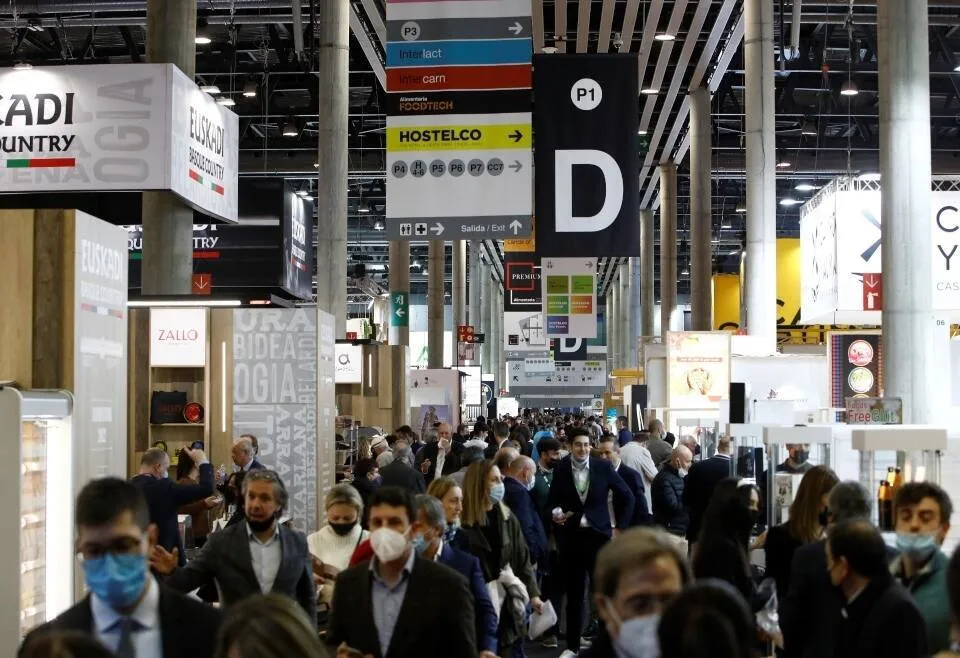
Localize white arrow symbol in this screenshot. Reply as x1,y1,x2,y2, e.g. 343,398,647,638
508,21,523,35
509,220,522,235
430,223,444,235
509,160,522,173
395,308,406,317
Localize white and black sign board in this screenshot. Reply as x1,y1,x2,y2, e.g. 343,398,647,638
533,54,640,257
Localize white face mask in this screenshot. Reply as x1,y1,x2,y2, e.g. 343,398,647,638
607,600,661,658
558,449,570,459
678,468,689,478
370,527,410,563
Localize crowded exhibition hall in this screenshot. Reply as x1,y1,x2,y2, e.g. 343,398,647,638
3,0,960,657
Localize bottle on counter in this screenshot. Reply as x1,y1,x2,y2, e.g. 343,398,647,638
878,480,894,531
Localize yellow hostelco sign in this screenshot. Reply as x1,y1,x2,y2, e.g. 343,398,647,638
386,124,531,152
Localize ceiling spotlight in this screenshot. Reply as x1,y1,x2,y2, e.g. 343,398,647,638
955,63,960,73
373,220,385,231
681,266,690,275
313,162,320,168
735,205,747,213
800,120,817,136
13,61,32,70
195,35,212,45
199,84,220,94
358,199,372,214
243,80,258,98
654,33,676,41
795,183,819,192
216,97,235,107
776,161,792,169
721,219,733,229
195,18,211,45
640,87,659,95
281,119,298,137
840,79,859,96
638,128,648,136
779,198,802,207
296,190,308,198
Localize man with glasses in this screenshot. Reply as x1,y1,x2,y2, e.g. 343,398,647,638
548,429,635,657
152,470,316,621
20,478,221,658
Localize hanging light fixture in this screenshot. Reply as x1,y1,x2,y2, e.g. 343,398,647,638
795,183,819,192
374,220,385,231
654,33,676,41
358,199,372,213
13,61,32,70
199,84,220,94
779,198,801,207
281,118,298,137
195,18,212,45
776,161,792,169
800,120,817,136
640,87,659,95
735,204,747,213
243,80,258,97
840,79,859,96
216,97,235,107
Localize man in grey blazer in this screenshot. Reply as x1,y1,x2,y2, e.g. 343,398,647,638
151,469,316,622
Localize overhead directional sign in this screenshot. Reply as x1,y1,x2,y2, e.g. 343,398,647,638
386,0,533,241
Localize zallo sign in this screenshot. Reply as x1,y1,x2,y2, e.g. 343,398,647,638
533,54,640,257
0,64,239,222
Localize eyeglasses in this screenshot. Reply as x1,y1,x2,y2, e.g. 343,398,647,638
77,537,143,560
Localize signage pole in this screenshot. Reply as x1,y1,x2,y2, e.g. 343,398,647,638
619,261,630,369
141,0,197,295
452,240,467,362
468,242,482,363
659,162,678,337
428,242,445,369
610,267,621,370
315,0,350,337
481,261,493,374
389,240,411,431
627,257,641,368
689,86,713,331
878,0,947,425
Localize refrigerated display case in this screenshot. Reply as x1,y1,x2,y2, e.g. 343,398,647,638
0,387,74,653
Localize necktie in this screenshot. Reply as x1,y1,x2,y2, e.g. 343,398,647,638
115,617,137,658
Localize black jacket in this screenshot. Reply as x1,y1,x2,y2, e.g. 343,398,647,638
20,586,221,658
651,465,688,534
502,476,548,565
833,573,928,658
547,457,635,538
416,441,462,485
132,463,214,565
682,454,732,541
327,555,477,658
616,463,653,527
763,523,803,600
379,460,426,493
780,540,835,658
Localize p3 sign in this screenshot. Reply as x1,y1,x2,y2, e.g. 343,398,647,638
533,54,640,257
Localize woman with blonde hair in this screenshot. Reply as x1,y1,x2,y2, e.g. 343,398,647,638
764,464,839,596
427,475,465,542
306,483,369,605
215,593,328,658
457,460,542,657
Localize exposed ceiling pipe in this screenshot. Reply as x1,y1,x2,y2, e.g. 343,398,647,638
291,0,305,57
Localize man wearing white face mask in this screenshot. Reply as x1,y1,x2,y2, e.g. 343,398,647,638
327,486,477,658
580,527,691,658
891,481,952,654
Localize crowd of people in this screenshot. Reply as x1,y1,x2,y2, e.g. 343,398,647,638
17,412,960,658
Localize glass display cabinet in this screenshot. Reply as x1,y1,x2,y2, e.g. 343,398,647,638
762,426,834,530
851,426,946,533
0,387,74,654
676,417,721,460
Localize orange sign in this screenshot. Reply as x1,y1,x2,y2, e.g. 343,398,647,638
192,273,212,295
503,216,535,252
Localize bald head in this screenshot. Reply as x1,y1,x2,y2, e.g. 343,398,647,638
678,435,698,452
671,445,693,472
231,437,255,468
507,455,535,477
494,447,520,474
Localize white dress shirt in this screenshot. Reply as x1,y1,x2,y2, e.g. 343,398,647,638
620,442,657,514
572,458,591,527
247,522,283,593
91,576,162,658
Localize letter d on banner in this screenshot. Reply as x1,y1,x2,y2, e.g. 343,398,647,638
555,150,623,233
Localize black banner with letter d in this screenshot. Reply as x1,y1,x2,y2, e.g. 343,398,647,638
533,54,640,257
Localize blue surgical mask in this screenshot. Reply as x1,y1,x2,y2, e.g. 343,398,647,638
895,532,939,562
82,552,148,610
411,533,428,555
489,482,506,505
443,520,460,543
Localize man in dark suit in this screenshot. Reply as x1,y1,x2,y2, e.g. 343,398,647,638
548,429,634,654
485,420,511,459
827,519,928,658
225,436,266,527
682,435,734,545
597,437,652,527
21,478,220,658
327,486,476,658
413,494,498,658
781,480,890,658
502,454,549,566
379,444,426,493
152,469,316,621
415,422,462,485
131,446,214,566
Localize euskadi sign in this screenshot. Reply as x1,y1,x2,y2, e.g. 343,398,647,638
533,54,640,257
0,64,238,222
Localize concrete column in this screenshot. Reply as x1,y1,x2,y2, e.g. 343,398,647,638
744,0,777,351
659,163,678,336
610,267,620,370
427,242,445,369
640,210,656,338
619,262,630,368
480,260,492,373
689,86,713,331
141,0,196,295
606,293,613,371
496,286,505,389
627,258,641,368
389,241,410,431
468,242,481,328
878,0,947,424
451,240,466,364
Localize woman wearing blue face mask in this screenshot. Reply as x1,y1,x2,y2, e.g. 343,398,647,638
582,527,691,658
456,460,543,658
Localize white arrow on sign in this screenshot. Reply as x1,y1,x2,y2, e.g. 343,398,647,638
430,223,445,236
509,220,523,235
508,21,524,35
509,160,522,173
395,308,406,317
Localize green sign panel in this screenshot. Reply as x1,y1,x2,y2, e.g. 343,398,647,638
391,291,409,327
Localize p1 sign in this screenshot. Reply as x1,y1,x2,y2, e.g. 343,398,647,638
533,54,639,257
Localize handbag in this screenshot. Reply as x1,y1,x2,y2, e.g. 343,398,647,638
150,390,188,424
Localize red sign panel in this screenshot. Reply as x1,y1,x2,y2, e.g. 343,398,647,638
192,273,212,295
457,325,475,343
862,273,882,311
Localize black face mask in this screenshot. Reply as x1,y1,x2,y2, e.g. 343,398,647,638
818,508,830,528
546,458,560,470
793,450,810,464
330,521,357,536
248,514,277,534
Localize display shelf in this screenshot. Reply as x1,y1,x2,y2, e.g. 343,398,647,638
150,423,205,428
